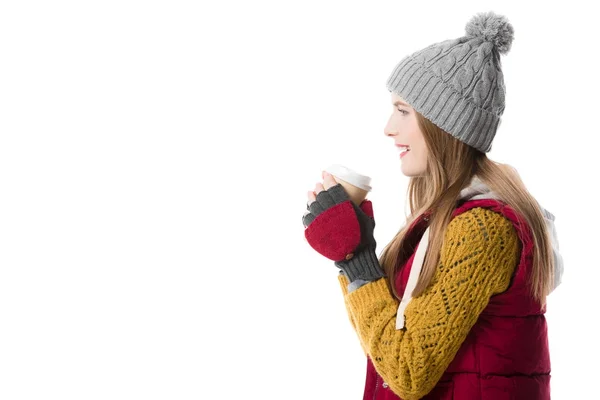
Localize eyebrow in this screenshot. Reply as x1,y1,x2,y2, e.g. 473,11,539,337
393,100,410,107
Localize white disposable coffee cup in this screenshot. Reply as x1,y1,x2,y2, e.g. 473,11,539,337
324,164,372,206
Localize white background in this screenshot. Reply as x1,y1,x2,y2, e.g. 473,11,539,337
0,1,597,399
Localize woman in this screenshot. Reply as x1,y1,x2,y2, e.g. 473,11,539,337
302,11,563,400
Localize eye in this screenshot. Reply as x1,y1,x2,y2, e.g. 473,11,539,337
397,108,408,115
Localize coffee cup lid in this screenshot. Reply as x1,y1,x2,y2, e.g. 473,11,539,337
324,164,372,192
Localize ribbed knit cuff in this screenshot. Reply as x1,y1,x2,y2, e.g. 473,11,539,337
334,247,385,283
345,277,392,310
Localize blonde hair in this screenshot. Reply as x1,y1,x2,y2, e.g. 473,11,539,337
379,112,555,305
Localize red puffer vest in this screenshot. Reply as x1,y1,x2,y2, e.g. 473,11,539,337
363,199,551,400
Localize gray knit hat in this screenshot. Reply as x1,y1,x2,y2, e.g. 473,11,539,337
386,11,515,153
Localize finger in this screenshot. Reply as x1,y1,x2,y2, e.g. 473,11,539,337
302,209,314,227
314,182,324,195
307,190,316,207
308,191,326,215
322,171,338,190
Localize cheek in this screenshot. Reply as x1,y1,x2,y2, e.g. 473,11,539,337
412,147,426,162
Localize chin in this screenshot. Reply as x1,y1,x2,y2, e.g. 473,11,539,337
401,165,426,177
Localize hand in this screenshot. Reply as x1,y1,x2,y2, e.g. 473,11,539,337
302,171,377,262
302,171,349,226
302,171,384,283
306,170,342,205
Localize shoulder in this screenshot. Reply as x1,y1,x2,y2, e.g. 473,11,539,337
447,206,517,238
443,206,520,255
440,207,521,292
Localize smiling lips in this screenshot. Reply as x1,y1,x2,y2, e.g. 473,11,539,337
396,144,410,157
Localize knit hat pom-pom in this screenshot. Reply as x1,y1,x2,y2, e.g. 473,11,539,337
465,11,514,54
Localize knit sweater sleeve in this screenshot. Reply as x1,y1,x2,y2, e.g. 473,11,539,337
337,272,369,356
338,207,521,400
338,272,355,326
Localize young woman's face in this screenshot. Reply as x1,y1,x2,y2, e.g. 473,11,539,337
384,92,428,177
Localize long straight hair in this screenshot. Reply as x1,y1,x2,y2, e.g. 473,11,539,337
378,112,555,305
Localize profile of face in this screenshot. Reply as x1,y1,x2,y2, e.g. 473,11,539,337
384,92,428,177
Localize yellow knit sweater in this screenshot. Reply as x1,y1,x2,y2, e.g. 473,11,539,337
338,207,521,400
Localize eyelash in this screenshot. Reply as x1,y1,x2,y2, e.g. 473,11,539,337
397,108,408,115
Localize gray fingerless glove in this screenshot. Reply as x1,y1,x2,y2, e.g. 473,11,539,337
335,246,385,283
302,183,385,284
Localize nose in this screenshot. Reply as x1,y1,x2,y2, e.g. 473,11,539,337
384,121,396,138
384,114,396,138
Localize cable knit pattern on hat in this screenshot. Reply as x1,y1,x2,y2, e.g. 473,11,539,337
386,11,515,153
337,207,520,399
